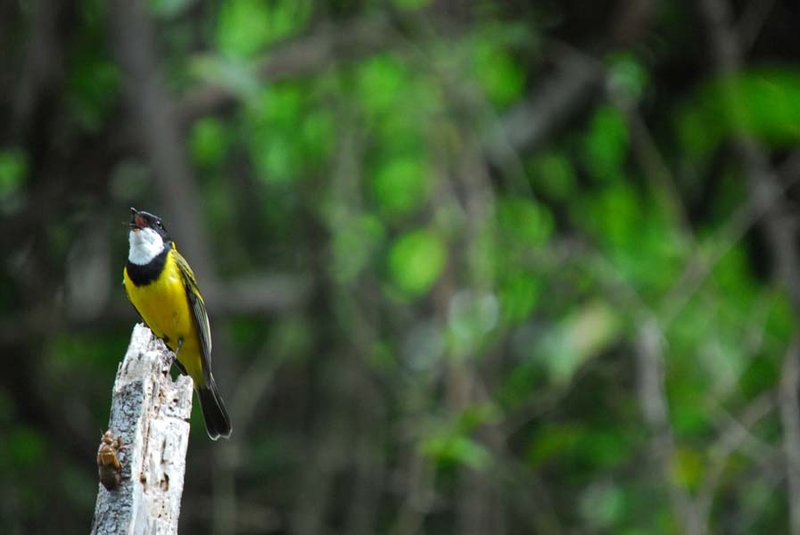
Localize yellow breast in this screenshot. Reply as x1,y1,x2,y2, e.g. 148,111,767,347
123,252,195,355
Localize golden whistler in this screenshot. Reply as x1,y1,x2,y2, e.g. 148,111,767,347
123,208,231,440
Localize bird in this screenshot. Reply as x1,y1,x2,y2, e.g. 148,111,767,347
123,207,231,440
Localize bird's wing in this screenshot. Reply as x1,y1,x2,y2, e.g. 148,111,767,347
173,247,213,372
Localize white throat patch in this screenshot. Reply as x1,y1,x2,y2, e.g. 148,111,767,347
128,228,166,265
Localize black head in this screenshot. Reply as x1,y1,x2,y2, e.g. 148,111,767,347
129,207,170,241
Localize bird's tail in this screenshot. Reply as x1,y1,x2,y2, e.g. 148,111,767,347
197,375,232,440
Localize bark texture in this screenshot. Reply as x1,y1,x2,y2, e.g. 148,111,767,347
91,324,192,535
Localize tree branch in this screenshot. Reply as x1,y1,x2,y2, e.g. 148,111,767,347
488,43,603,156
698,1,800,532
635,319,699,533
780,341,800,535
698,0,800,310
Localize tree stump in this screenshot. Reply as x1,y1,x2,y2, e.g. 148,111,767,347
91,323,193,535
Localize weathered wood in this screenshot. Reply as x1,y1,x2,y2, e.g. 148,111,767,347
91,323,193,535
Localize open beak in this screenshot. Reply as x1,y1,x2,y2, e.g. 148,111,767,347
129,207,147,230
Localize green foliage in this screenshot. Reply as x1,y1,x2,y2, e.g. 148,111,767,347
49,333,127,370
498,271,540,323
388,229,446,296
421,407,499,471
539,301,622,385
357,55,411,119
671,447,704,491
496,195,553,247
216,0,312,58
573,182,687,298
357,53,444,125
7,427,46,469
189,117,230,169
392,0,430,9
227,316,271,351
583,105,629,182
333,214,385,282
607,53,649,102
473,27,526,108
0,148,26,212
678,68,800,166
65,59,120,130
422,432,492,471
148,0,193,18
244,83,334,182
371,157,430,217
527,422,629,470
528,150,577,201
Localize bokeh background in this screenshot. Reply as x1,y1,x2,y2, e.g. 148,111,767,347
2,0,800,533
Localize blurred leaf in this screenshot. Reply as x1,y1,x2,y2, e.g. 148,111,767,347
540,301,622,384
388,229,447,296
65,59,120,131
189,117,229,168
422,432,492,471
371,157,430,217
300,108,334,163
497,196,553,246
528,150,576,201
356,54,441,165
583,105,628,182
678,67,800,166
668,367,712,437
710,244,758,314
764,291,794,343
357,55,410,119
66,0,118,130
738,353,779,398
607,52,649,102
572,183,637,247
473,31,525,108
499,271,540,324
498,358,545,408
528,423,628,469
217,0,311,57
527,423,582,467
228,316,269,351
0,148,26,201
391,0,430,9
246,83,333,182
455,402,502,432
574,183,687,296
671,447,704,491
